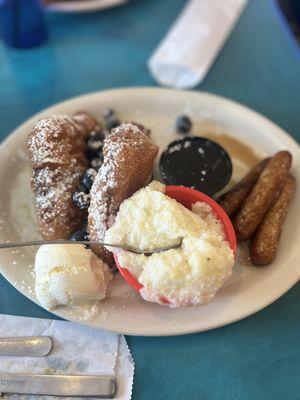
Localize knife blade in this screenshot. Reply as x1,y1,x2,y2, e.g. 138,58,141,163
0,336,53,357
0,373,117,398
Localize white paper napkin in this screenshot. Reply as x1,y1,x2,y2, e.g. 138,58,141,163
148,0,248,89
0,314,134,400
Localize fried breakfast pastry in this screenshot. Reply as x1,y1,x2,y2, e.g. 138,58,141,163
88,123,158,266
27,113,98,240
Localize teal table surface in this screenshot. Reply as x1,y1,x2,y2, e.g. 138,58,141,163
0,0,299,399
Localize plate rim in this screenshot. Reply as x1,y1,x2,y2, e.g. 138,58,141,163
2,87,299,150
0,87,299,336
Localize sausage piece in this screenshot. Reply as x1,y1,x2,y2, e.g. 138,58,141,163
250,176,295,265
233,151,292,241
218,158,270,217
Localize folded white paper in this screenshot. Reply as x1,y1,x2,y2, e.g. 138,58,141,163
0,314,134,400
148,0,248,89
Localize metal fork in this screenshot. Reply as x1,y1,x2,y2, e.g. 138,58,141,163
0,239,183,256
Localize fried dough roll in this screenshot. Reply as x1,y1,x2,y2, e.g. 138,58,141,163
250,175,295,265
233,151,292,241
27,113,98,240
88,123,158,266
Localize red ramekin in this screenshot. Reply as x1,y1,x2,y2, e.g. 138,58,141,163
114,185,237,303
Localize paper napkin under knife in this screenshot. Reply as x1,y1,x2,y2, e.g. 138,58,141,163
148,0,248,89
0,314,134,400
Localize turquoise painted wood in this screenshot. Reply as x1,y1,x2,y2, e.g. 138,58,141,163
0,0,299,399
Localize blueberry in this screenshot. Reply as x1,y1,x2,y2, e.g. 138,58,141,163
86,132,105,159
102,109,120,131
106,116,120,131
82,221,88,231
103,108,115,119
90,155,103,170
72,189,90,210
77,183,89,194
70,230,89,241
176,115,192,134
89,130,105,141
82,168,97,192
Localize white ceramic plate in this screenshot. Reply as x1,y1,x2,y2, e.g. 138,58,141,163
44,0,127,13
0,88,299,336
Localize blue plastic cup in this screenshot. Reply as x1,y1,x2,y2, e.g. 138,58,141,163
0,0,48,48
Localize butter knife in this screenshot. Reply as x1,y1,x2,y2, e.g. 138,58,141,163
0,373,117,398
0,336,53,357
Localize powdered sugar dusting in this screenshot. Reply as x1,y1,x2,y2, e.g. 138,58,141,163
29,115,78,165
112,122,144,137
27,114,91,240
34,167,84,234
88,123,158,265
9,165,39,242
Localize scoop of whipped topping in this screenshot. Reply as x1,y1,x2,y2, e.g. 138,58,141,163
35,244,112,310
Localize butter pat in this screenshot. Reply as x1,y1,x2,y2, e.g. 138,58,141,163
105,181,234,307
35,244,112,310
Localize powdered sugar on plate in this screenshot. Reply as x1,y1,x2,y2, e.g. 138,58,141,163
10,164,39,242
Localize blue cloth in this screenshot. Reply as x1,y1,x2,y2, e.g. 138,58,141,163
0,0,299,399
